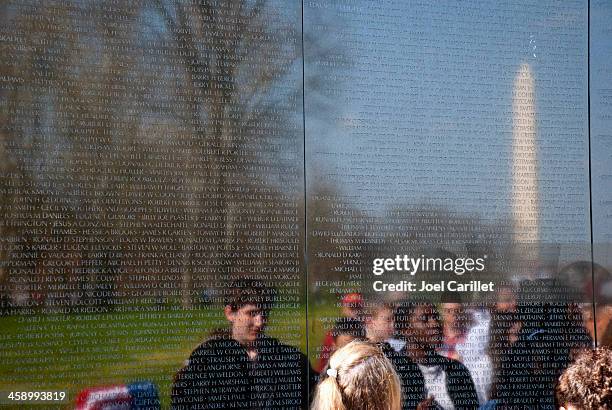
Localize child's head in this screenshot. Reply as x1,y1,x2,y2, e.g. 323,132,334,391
363,303,395,343
331,318,365,349
312,341,402,410
555,347,612,409
341,293,363,318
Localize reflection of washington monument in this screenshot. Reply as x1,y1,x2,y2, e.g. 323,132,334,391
512,63,540,276
512,63,538,244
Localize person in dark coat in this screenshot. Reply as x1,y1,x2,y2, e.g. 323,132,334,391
493,279,592,409
171,279,316,409
395,302,479,410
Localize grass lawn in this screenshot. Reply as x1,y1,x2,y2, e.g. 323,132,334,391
0,302,335,409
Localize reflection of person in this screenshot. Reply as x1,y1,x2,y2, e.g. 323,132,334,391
364,302,396,344
559,261,612,347
495,280,592,408
311,340,402,410
317,293,363,372
331,317,365,349
439,301,492,406
555,346,612,409
439,302,471,361
171,279,315,409
396,302,479,410
488,284,520,402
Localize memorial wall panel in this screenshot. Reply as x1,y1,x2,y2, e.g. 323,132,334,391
305,1,597,408
0,0,305,408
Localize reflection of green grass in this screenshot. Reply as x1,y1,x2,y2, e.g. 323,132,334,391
0,305,317,409
0,310,212,409
307,300,339,362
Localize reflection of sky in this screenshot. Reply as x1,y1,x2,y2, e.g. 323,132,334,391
305,0,590,244
591,0,612,261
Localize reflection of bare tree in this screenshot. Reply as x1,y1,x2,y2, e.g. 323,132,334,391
0,2,150,307
0,1,305,309
153,0,302,305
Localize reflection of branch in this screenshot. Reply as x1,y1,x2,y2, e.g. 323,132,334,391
248,0,265,21
154,0,209,96
198,1,214,24
153,0,176,34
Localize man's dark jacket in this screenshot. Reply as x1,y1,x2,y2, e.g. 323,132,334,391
171,334,315,409
382,344,479,410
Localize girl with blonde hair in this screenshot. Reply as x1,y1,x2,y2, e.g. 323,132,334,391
311,340,402,410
